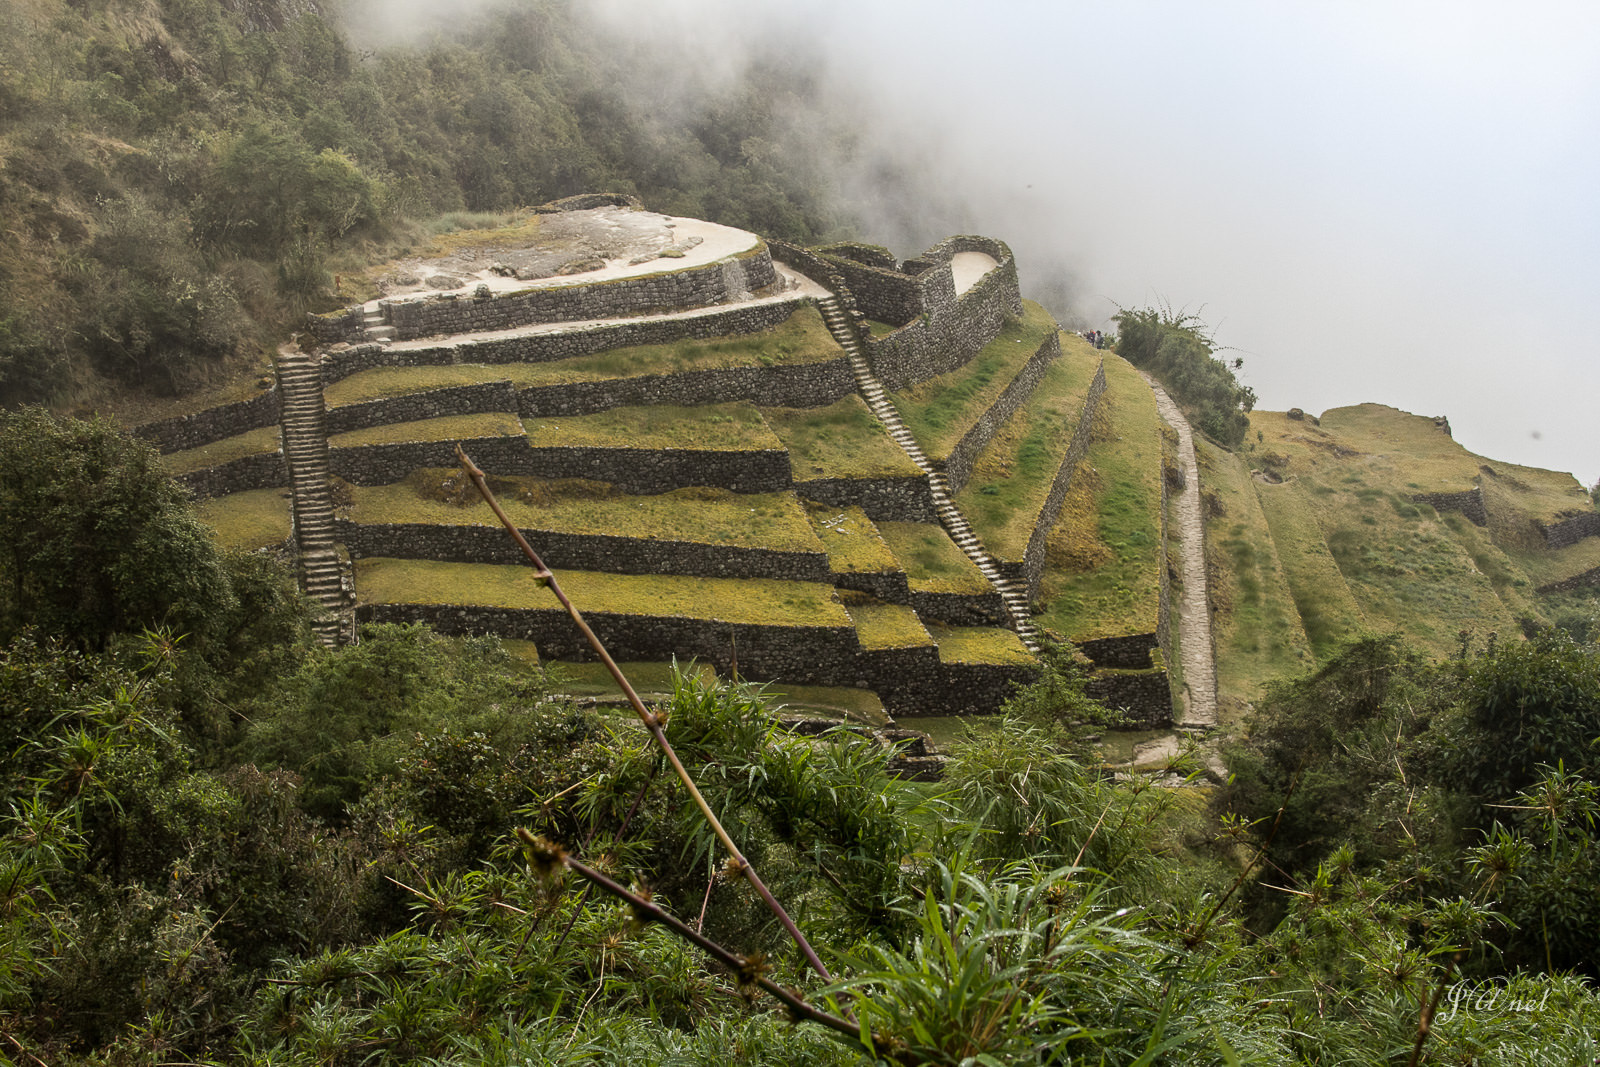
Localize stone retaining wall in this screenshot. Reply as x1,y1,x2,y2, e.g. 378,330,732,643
330,435,532,486
909,590,1005,627
944,332,1061,492
1079,633,1159,670
521,445,791,495
321,301,802,383
337,520,832,582
133,388,281,454
310,248,778,344
816,246,925,327
1536,565,1600,595
176,451,289,500
794,476,938,523
359,601,860,686
864,242,1022,391
886,660,1041,718
834,571,912,604
1412,488,1488,527
515,358,854,418
1086,669,1173,728
327,381,520,436
1017,359,1108,597
1538,510,1600,549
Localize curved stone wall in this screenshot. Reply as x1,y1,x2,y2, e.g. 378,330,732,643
337,519,832,583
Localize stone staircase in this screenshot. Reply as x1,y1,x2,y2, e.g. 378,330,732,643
362,304,396,344
275,349,352,646
814,296,1041,653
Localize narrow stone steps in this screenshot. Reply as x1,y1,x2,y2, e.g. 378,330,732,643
275,347,351,647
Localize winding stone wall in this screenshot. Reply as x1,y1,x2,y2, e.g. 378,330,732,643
944,332,1061,493
133,389,281,454
327,381,520,436
1412,488,1488,527
794,476,938,523
176,452,289,500
1538,511,1600,549
516,359,854,418
310,249,778,345
337,520,831,582
521,445,791,495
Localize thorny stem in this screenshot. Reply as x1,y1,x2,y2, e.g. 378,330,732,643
1407,951,1462,1067
457,445,834,982
523,832,894,1060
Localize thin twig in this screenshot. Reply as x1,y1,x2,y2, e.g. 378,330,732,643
457,445,833,982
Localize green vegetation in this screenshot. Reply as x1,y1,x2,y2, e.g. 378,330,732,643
352,473,823,552
0,0,855,408
892,301,1058,460
802,502,903,575
328,411,524,447
323,305,839,406
878,522,992,595
355,557,850,628
955,335,1098,561
525,402,781,452
194,488,294,550
159,424,283,474
929,624,1037,667
1034,354,1164,643
762,396,921,479
846,601,935,651
1253,479,1370,657
1114,305,1255,446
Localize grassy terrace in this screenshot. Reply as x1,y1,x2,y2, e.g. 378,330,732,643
1194,440,1314,708
349,473,823,552
929,624,1036,667
524,402,781,452
1252,480,1369,659
328,412,525,448
878,522,992,595
761,397,921,480
323,305,837,406
356,558,850,627
891,301,1058,462
195,488,293,550
1035,354,1164,644
546,660,717,699
160,425,282,474
846,601,934,651
956,335,1099,562
804,503,902,574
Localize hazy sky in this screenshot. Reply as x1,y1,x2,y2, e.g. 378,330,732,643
575,0,1599,484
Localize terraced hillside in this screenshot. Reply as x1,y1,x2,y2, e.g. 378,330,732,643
136,202,1158,720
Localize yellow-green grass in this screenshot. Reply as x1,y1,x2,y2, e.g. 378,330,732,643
956,338,1098,561
355,558,849,627
1252,480,1369,659
803,502,902,574
847,601,935,651
524,402,781,452
329,412,525,448
878,522,992,595
161,426,282,475
1195,440,1315,708
325,305,838,405
1438,513,1544,620
929,624,1037,667
497,638,542,668
759,683,889,724
547,659,718,698
892,301,1058,461
350,473,823,552
194,489,293,550
761,396,922,479
1034,356,1164,644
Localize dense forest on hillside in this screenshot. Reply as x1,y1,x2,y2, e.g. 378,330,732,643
3,409,1600,1064
0,0,856,407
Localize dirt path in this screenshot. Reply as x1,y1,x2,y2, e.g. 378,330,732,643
1142,374,1217,728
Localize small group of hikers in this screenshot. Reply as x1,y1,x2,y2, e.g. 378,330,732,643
1083,329,1108,349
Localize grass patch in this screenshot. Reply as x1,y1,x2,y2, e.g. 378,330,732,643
761,396,921,479
355,558,850,628
524,402,781,451
329,412,525,448
956,337,1099,561
1035,354,1164,643
802,502,901,574
161,425,281,474
892,301,1058,461
929,624,1036,667
1252,480,1369,658
878,522,991,595
846,601,934,651
547,659,717,699
194,488,293,549
350,473,822,552
759,683,889,725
